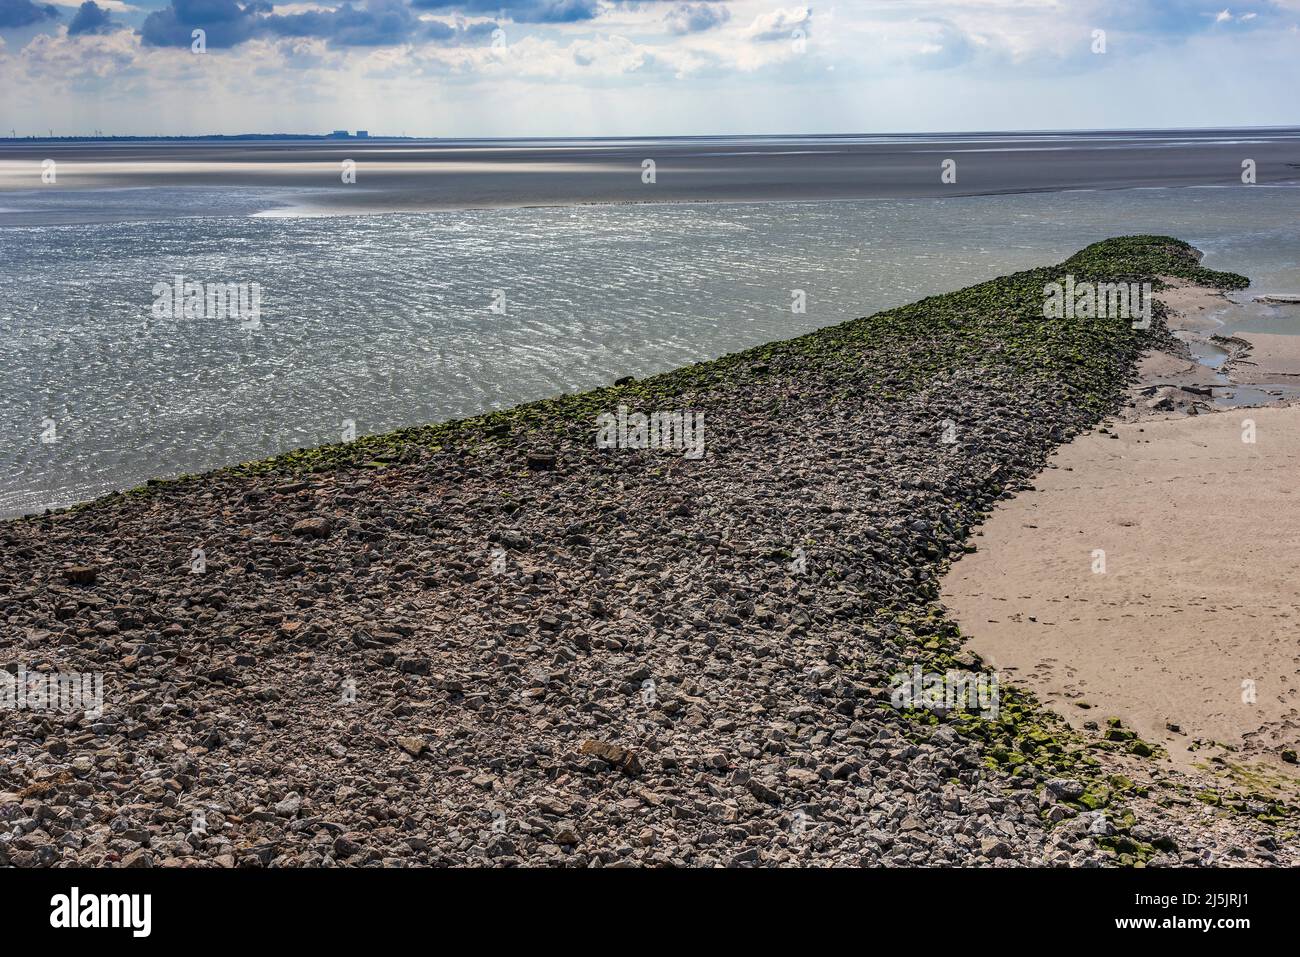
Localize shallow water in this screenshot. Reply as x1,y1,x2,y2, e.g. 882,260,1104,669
1172,329,1300,408
4,186,1300,517
1174,331,1232,369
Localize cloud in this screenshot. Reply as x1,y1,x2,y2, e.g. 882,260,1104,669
0,0,60,27
1214,7,1261,21
909,18,975,70
6,22,138,82
67,0,119,33
139,0,260,48
746,5,808,42
408,0,599,24
8,0,1300,139
1084,0,1283,39
138,0,496,49
663,2,729,35
262,0,423,46
568,31,653,70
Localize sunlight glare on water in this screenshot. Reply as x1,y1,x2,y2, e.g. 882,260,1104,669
3,188,1300,516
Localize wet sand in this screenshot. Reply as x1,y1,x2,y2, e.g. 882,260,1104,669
2,129,1299,224
1225,331,1300,383
944,283,1300,787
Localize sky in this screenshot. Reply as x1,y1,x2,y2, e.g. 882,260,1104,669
1,0,1298,136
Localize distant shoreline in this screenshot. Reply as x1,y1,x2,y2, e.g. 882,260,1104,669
5,125,1300,144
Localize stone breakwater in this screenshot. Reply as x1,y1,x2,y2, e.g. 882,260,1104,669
0,236,1290,867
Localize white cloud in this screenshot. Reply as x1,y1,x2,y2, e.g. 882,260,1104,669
1,0,1297,135
746,5,810,42
664,2,731,36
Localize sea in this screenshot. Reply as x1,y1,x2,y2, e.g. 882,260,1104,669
2,138,1300,517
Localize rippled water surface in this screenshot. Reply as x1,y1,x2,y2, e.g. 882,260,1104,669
4,187,1300,516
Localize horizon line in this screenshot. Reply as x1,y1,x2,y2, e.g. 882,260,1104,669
4,124,1300,145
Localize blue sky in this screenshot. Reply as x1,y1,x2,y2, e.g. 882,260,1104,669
1,1,1297,136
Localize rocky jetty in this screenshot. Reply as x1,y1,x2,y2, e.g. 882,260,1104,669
1,236,1289,867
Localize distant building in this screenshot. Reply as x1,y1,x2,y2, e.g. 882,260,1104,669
356,130,369,139
329,130,349,138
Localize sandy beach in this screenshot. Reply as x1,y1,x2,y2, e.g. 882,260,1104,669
944,279,1300,796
